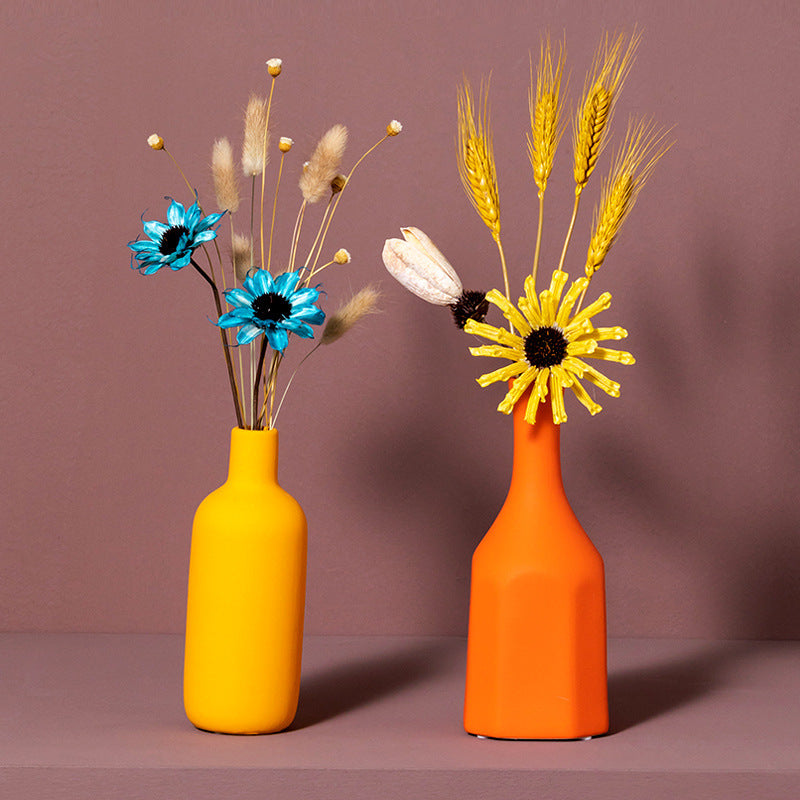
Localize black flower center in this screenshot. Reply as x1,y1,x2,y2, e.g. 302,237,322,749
159,225,189,255
450,290,490,330
524,326,568,368
252,292,292,322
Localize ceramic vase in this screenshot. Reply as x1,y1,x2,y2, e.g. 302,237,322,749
463,386,608,739
184,428,307,734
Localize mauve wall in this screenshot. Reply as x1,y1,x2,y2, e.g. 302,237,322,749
1,1,798,638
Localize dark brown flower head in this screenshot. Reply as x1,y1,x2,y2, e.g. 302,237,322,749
450,290,489,329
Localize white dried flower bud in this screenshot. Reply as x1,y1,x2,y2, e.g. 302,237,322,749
386,120,403,136
278,137,293,153
266,58,282,77
334,248,351,264
147,134,164,150
382,227,462,305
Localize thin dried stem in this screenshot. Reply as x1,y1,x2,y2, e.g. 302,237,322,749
190,259,244,428
304,132,392,283
289,200,307,272
259,77,277,271
268,151,287,272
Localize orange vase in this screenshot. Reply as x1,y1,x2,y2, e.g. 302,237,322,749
464,386,608,739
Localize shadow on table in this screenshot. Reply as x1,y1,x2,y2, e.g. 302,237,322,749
290,639,462,730
608,640,756,734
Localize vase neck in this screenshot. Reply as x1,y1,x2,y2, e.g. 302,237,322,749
507,388,564,502
227,428,279,484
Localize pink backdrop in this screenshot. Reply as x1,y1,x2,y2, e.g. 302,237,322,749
1,1,798,638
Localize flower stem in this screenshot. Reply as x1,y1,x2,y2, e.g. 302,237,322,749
252,335,268,429
191,259,244,428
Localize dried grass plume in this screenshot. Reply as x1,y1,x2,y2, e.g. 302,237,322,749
231,233,253,282
321,285,380,344
300,124,348,203
212,137,240,212
242,95,269,177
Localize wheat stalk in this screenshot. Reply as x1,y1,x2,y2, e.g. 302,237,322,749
584,117,671,279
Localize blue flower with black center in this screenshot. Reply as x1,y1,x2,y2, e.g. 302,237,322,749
218,269,325,352
128,197,225,274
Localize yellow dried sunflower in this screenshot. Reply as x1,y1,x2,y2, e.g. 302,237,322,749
464,269,634,425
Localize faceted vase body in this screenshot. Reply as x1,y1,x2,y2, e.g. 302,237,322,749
464,388,608,739
184,428,307,734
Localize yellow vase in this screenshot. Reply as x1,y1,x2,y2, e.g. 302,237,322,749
183,428,307,734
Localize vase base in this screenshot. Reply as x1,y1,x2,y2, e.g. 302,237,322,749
472,733,599,741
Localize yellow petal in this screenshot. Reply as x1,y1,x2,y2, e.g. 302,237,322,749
469,344,524,359
486,289,531,336
555,276,588,328
568,291,612,329
524,384,543,423
533,367,550,399
586,325,628,341
548,269,569,308
477,360,528,387
570,376,602,415
498,366,538,413
549,371,568,424
562,355,587,377
539,289,556,326
523,274,542,321
570,358,621,396
563,317,594,340
464,319,522,347
551,364,574,388
566,338,598,356
587,347,635,364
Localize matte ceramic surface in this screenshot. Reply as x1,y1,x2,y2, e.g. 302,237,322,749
464,389,608,739
184,429,307,734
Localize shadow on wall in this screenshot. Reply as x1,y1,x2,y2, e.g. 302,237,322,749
579,226,800,639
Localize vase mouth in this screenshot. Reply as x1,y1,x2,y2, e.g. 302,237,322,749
233,426,278,435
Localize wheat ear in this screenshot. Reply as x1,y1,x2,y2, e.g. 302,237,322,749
557,30,639,275
573,30,639,191
528,35,566,289
584,117,671,280
457,79,509,299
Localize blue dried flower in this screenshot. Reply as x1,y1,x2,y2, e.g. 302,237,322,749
128,198,224,274
218,269,325,352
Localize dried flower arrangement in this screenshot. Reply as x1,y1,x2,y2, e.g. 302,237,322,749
383,33,670,425
129,59,401,429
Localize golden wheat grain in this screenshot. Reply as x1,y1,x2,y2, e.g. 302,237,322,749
457,80,500,238
573,31,639,191
528,37,566,195
585,117,671,277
